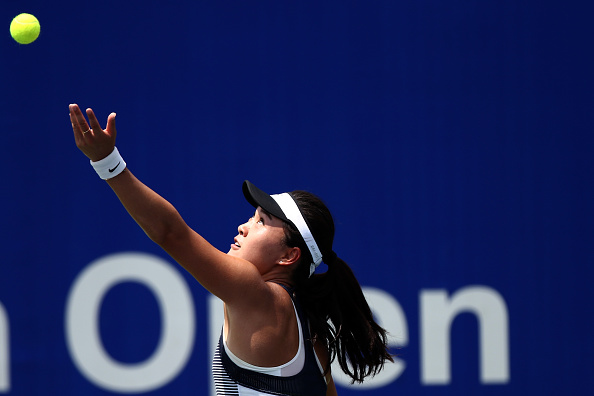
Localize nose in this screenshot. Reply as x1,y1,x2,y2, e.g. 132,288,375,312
238,219,250,236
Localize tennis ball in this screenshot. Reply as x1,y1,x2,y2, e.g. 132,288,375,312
10,13,40,44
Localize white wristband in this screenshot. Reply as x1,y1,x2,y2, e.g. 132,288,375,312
90,147,126,180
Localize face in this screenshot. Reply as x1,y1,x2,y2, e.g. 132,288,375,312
228,207,290,273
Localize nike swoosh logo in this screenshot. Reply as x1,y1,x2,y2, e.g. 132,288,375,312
109,162,121,173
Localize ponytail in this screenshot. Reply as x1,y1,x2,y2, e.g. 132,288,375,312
295,256,393,382
282,191,393,383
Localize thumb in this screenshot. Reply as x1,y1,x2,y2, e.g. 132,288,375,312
106,112,117,138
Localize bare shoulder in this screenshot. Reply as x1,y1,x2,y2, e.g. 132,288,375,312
227,281,295,330
225,281,299,366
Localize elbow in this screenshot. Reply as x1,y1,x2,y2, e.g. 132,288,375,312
144,223,176,247
134,214,174,247
144,226,168,246
144,220,188,252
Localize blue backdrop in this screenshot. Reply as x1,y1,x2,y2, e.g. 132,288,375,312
1,0,593,394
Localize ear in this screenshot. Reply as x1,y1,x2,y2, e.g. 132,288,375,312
279,247,301,266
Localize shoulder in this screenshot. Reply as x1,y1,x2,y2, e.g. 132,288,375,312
225,281,301,366
225,281,295,328
251,281,295,321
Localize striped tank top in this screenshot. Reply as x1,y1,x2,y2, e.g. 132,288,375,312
212,285,327,395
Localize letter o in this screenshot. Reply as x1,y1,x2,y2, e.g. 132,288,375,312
65,252,195,393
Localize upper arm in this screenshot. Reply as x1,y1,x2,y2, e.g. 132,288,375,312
326,374,338,396
106,170,268,305
159,223,268,305
314,339,338,396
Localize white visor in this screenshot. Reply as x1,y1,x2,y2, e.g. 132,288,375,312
271,193,323,277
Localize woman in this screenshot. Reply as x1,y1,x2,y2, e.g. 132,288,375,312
69,104,393,395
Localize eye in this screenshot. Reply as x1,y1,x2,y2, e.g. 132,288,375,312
257,218,264,225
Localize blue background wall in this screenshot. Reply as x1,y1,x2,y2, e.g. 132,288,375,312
1,0,593,394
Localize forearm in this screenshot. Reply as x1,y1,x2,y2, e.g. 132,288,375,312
106,168,186,246
70,104,258,301
106,167,260,300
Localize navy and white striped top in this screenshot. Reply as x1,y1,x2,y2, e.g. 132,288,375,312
212,285,327,396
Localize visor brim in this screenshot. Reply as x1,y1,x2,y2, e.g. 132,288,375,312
242,180,289,222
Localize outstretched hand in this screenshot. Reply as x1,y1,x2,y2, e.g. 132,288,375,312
69,104,117,162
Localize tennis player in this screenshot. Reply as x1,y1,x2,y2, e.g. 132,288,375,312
69,104,393,395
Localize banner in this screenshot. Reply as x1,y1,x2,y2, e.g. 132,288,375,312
1,1,592,394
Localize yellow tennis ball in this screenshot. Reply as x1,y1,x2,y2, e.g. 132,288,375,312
10,13,40,44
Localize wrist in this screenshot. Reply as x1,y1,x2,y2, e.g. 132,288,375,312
90,147,126,180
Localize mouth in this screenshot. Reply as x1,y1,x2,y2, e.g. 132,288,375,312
231,238,241,250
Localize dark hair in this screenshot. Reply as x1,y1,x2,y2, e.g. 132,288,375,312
281,190,393,383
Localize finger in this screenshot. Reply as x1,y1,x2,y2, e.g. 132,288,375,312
70,104,91,138
105,112,117,138
70,104,88,128
86,108,105,135
70,109,81,144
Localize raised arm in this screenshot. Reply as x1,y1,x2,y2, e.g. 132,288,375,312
69,104,268,304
